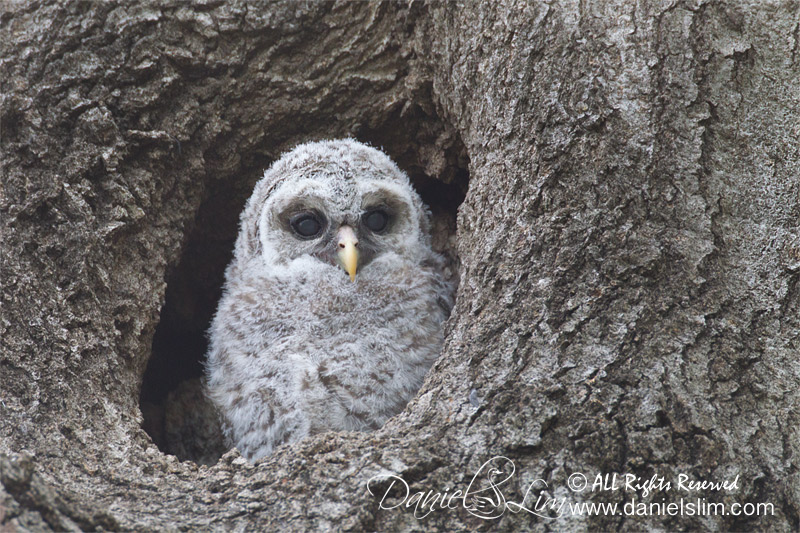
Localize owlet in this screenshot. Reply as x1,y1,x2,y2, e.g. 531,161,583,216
205,139,454,460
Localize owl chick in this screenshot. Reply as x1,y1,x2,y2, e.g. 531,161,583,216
205,139,454,460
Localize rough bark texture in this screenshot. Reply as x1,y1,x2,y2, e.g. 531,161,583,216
1,1,799,531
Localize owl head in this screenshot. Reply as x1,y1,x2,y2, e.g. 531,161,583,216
232,139,434,282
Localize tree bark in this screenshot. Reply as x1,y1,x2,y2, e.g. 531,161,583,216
2,1,798,531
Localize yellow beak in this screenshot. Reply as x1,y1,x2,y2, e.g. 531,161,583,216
336,226,359,282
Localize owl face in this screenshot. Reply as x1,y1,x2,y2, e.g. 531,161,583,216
247,141,431,282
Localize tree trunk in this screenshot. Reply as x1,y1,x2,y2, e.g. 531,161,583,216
1,1,798,531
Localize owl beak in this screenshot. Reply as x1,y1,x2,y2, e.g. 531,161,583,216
337,225,359,282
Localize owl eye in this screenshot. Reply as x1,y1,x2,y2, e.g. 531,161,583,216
363,209,389,233
290,212,324,239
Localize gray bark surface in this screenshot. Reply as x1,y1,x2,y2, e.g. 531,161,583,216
1,1,798,531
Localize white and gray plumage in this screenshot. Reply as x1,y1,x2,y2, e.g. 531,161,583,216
205,139,454,460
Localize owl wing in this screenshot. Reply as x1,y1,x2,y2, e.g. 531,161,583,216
421,251,456,316
205,338,321,460
204,274,321,459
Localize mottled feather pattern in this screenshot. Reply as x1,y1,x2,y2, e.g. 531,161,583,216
205,140,454,460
